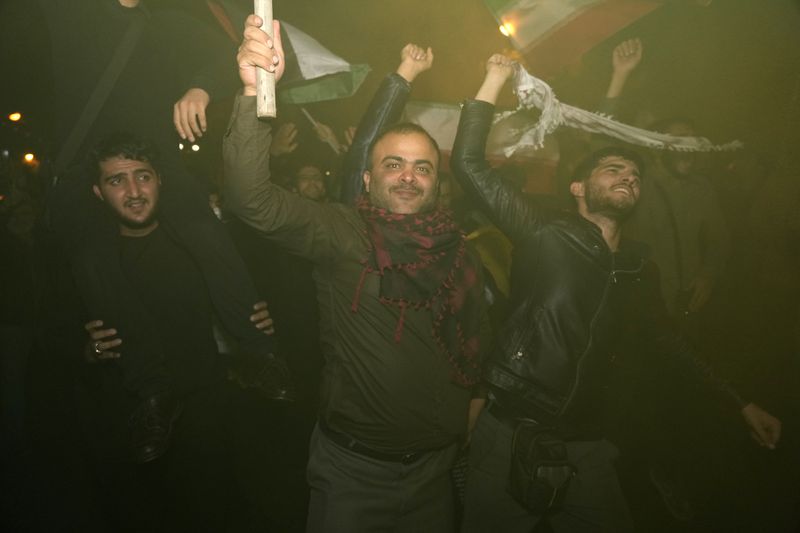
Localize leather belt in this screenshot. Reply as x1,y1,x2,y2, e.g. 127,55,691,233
318,419,446,465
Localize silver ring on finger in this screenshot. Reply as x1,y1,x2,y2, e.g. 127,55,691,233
94,341,103,355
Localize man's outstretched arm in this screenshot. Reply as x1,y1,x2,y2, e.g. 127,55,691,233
451,54,549,242
599,38,643,117
639,261,782,450
223,15,341,262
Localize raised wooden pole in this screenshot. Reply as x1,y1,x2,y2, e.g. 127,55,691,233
254,0,276,118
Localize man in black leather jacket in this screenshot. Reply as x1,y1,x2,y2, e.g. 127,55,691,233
450,54,782,533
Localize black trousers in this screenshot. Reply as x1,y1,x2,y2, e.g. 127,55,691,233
306,424,459,533
49,156,273,397
84,382,234,533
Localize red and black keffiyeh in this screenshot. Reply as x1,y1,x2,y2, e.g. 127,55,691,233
352,196,483,387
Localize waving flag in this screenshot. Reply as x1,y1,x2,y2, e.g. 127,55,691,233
276,21,371,104
402,101,560,194
209,1,370,103
498,63,742,155
484,0,661,78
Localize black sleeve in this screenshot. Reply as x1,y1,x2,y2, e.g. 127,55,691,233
451,99,553,243
339,73,411,204
636,260,747,411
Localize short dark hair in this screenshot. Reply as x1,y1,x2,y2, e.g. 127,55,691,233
366,122,441,171
569,146,645,186
87,131,161,184
288,156,327,181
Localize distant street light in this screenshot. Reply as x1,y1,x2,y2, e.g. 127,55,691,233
8,112,22,122
23,153,35,163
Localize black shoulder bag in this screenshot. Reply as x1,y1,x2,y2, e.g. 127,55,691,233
508,421,577,515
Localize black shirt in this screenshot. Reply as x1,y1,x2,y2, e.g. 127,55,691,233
120,225,221,395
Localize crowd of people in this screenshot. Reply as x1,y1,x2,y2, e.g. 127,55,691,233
2,1,799,532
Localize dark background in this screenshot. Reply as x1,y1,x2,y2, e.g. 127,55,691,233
2,0,800,168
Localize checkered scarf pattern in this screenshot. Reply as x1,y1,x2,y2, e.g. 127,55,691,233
352,196,483,386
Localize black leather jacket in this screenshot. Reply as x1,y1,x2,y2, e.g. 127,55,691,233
451,100,743,435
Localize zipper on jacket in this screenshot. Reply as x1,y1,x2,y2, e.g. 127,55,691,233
610,258,645,284
558,253,615,417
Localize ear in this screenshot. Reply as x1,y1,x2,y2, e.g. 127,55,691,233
569,181,584,199
362,170,371,193
92,184,104,201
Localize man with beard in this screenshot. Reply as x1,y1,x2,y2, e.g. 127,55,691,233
225,16,486,532
449,54,781,533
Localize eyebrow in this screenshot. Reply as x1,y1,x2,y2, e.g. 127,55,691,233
600,162,640,176
102,172,126,183
381,155,435,168
102,168,153,183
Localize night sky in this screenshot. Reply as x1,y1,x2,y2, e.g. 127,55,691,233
2,0,799,165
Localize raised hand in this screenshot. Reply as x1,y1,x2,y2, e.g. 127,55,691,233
238,16,284,96
607,38,643,99
270,122,299,156
396,43,434,83
612,38,643,76
84,320,122,363
174,87,211,142
485,53,516,82
475,53,516,105
313,121,343,154
342,126,356,152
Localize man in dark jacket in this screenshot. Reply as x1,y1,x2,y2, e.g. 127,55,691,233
0,0,289,459
450,54,781,533
226,16,486,532
77,131,279,532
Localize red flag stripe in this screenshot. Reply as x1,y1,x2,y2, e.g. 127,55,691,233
521,0,661,78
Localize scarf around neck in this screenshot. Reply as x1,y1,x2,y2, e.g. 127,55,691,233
352,195,483,387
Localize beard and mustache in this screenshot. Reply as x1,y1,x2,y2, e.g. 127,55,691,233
584,180,637,221
116,197,159,230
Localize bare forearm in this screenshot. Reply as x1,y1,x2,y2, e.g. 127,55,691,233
606,71,630,99
475,74,508,105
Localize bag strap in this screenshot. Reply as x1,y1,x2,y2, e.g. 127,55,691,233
52,12,146,182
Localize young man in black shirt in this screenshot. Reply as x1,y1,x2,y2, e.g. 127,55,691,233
78,132,280,530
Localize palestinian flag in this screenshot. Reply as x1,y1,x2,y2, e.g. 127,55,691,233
276,21,371,104
484,0,661,78
208,1,370,103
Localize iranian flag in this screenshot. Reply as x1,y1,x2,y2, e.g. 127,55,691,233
484,0,662,78
402,101,559,195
